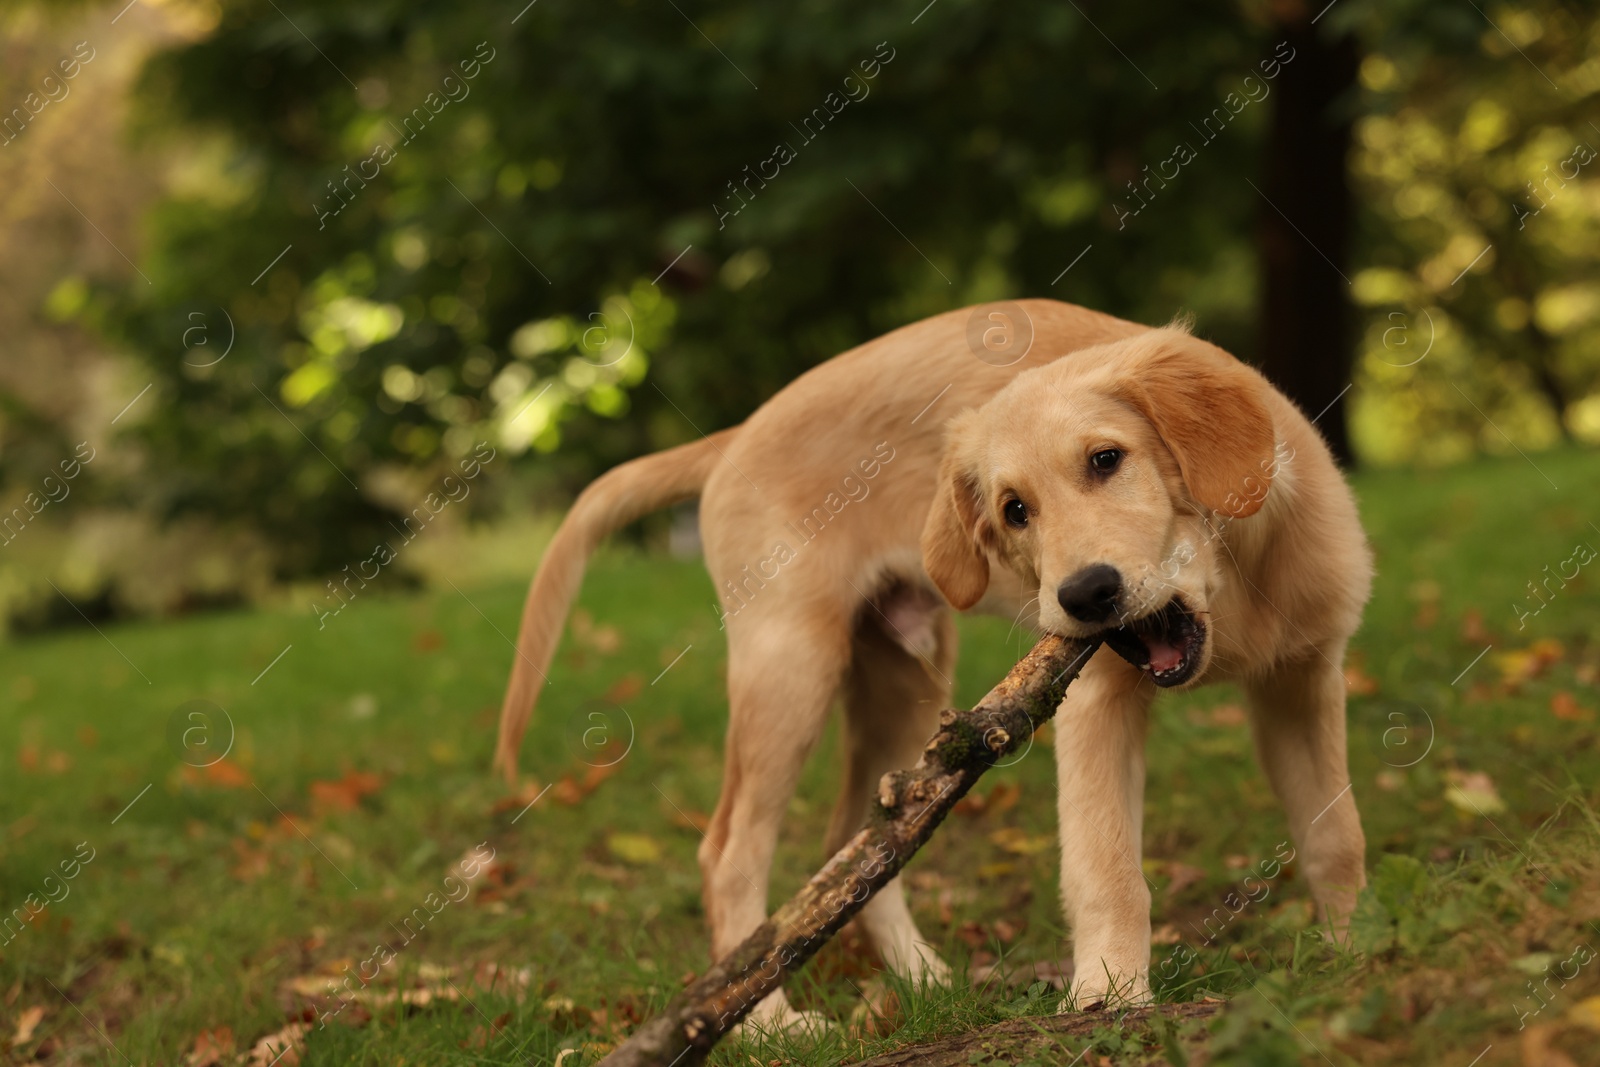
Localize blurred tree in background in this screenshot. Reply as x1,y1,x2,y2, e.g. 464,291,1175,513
1348,0,1600,462
1,0,1595,629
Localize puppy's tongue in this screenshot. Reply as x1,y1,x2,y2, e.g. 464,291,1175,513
1146,637,1184,673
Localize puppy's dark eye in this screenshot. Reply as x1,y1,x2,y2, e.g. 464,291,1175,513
1003,498,1029,528
1090,448,1123,474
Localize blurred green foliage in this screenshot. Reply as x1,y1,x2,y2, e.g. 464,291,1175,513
6,0,1596,593
90,0,1294,574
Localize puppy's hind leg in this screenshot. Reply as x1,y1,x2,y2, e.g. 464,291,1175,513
1244,647,1367,937
827,595,958,987
701,609,849,1037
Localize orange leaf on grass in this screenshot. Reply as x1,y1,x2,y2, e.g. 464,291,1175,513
605,673,644,703
582,760,622,792
412,629,444,652
955,781,1022,816
551,775,586,805
231,839,271,883
1343,660,1379,696
461,1013,514,1049
245,1022,308,1067
185,1026,236,1067
1460,608,1492,645
1162,862,1208,901
572,611,622,654
667,805,709,833
1496,639,1565,689
13,1005,44,1044
986,781,1022,815
183,757,251,789
1550,691,1595,722
491,778,547,816
1209,704,1247,726
309,770,384,813
956,921,989,948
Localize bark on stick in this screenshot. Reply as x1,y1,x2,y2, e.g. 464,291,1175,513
598,634,1100,1067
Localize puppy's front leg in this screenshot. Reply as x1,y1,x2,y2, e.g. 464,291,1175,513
1053,657,1156,1009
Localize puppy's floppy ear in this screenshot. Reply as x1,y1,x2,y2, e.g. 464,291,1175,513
921,416,991,610
1119,332,1278,518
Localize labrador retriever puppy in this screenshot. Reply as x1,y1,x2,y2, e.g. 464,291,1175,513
494,299,1370,1028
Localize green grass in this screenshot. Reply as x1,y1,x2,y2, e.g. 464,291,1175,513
2,448,1599,1066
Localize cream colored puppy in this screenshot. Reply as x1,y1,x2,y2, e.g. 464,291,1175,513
495,299,1371,1027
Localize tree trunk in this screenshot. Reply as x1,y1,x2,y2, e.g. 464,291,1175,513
1257,8,1361,465
596,635,1100,1067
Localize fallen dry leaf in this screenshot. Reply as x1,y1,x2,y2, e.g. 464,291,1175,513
956,921,990,948
245,1022,308,1067
185,757,251,789
1444,768,1506,815
1209,703,1247,726
604,673,644,703
572,611,622,654
667,804,709,833
607,832,663,866
412,629,444,652
1550,691,1595,722
551,759,624,806
1496,639,1565,689
1460,608,1492,645
461,1012,513,1049
989,827,1054,855
986,781,1022,815
543,995,593,1034
13,1005,44,1044
231,838,272,883
1162,862,1208,901
1343,660,1379,697
955,781,1022,816
1151,923,1182,945
491,778,547,817
309,770,384,813
1570,994,1600,1030
186,1026,235,1067
849,980,903,1037
581,761,622,792
1520,1022,1580,1067
451,844,501,887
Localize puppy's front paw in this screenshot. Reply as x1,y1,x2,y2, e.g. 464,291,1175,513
899,941,953,987
733,990,831,1043
1058,971,1152,1014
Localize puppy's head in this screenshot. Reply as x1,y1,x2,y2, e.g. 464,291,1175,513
921,327,1278,687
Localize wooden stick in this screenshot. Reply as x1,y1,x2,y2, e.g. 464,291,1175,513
598,634,1100,1067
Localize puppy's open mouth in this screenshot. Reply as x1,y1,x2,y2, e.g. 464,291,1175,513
1100,597,1206,687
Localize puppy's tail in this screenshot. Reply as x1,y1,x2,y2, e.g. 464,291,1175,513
493,428,738,784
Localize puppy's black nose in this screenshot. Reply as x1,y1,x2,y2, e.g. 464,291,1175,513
1058,564,1122,624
